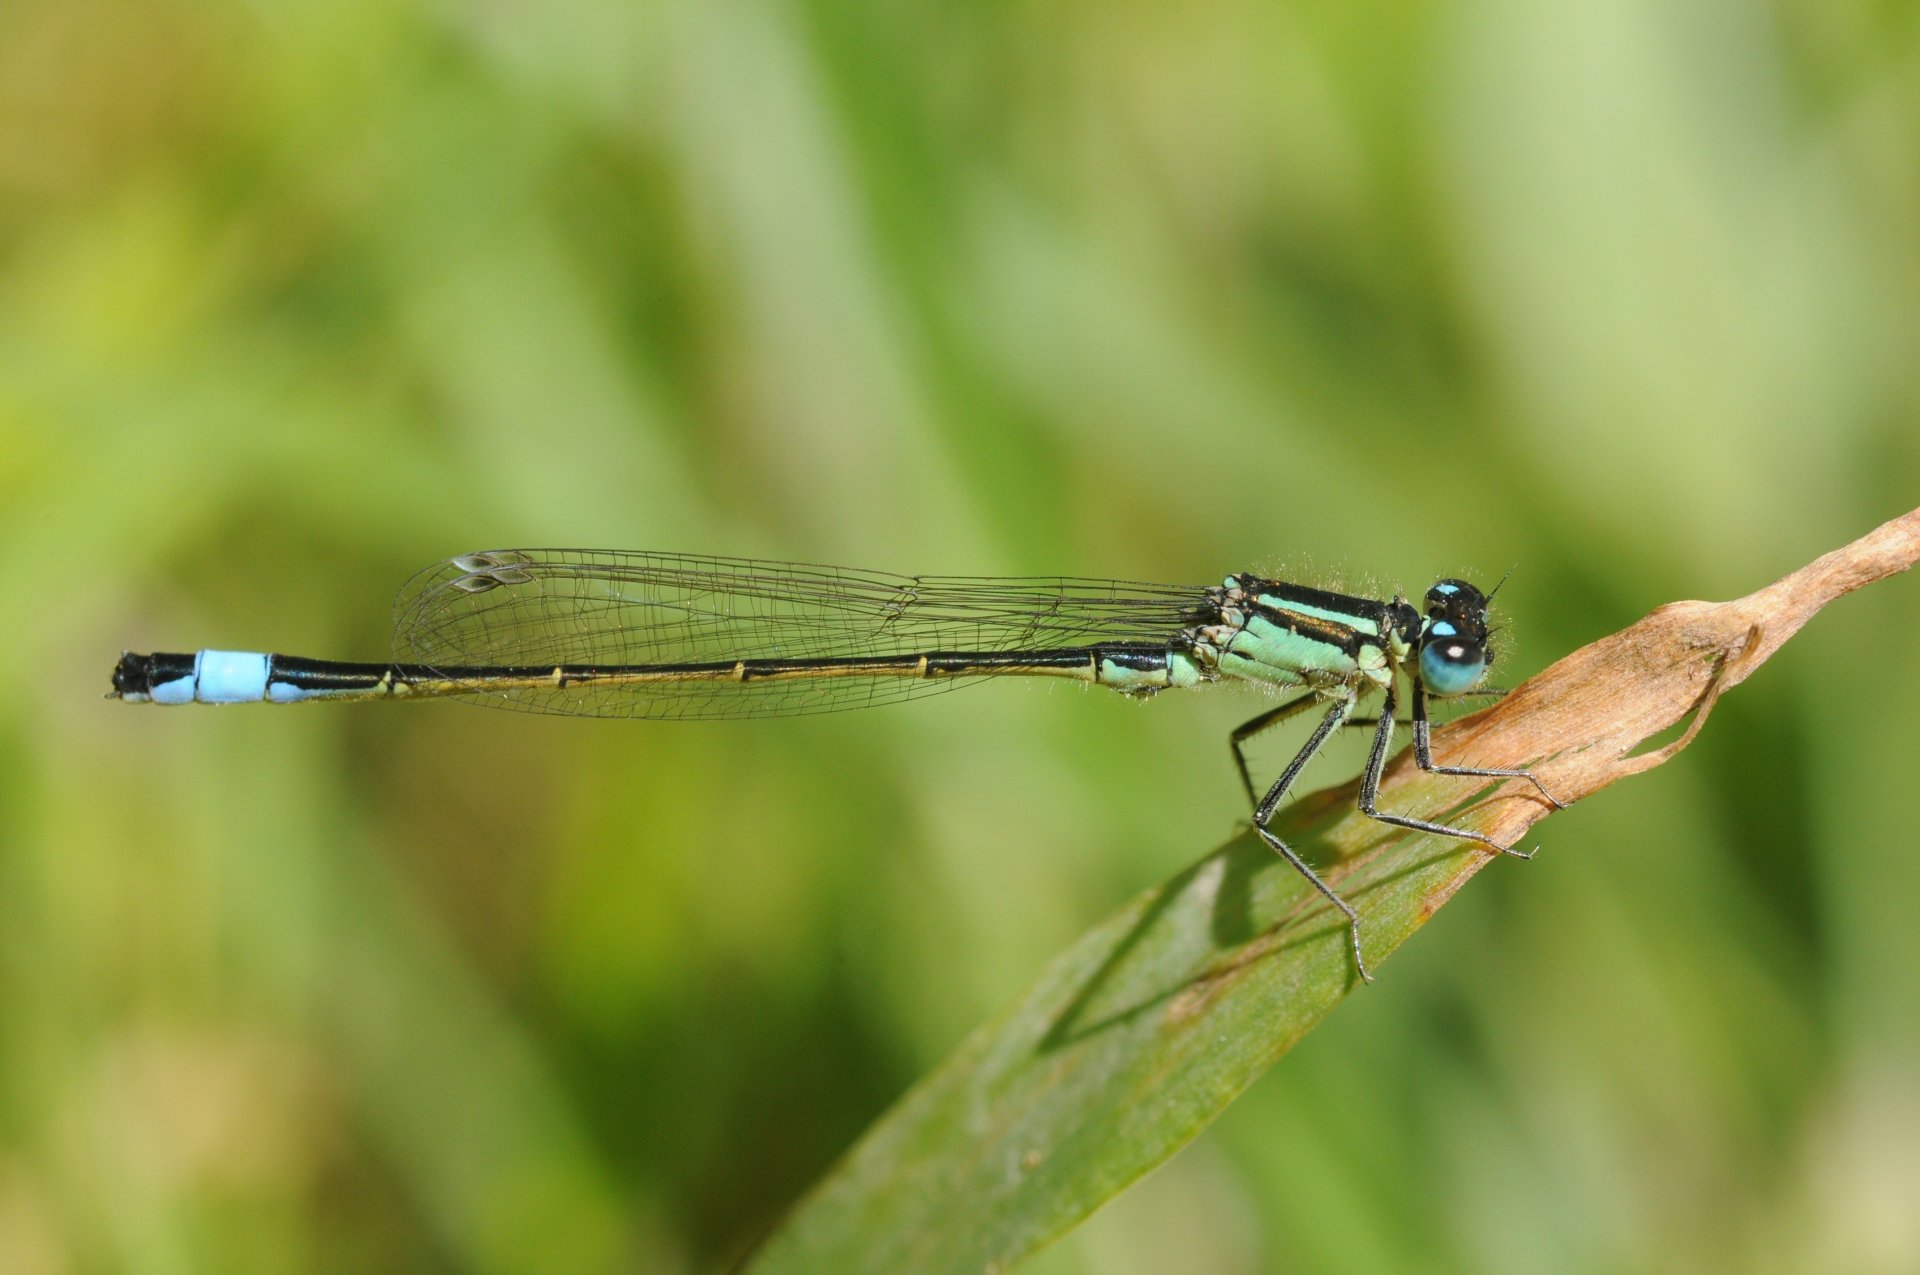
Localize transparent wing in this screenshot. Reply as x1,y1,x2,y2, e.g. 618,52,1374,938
392,549,1210,719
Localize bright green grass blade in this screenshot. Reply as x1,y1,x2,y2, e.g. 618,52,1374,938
743,768,1500,1275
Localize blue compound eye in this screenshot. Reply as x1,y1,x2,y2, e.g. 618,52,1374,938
1420,637,1487,696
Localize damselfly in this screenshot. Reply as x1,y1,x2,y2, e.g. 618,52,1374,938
110,549,1561,980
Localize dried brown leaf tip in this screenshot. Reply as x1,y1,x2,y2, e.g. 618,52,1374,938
1404,505,1920,852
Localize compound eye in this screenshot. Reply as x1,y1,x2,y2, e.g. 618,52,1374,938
1425,578,1483,615
1420,637,1487,696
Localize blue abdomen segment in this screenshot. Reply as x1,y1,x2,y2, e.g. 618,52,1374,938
203,650,271,703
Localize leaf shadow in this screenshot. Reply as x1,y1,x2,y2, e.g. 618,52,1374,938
1034,782,1476,1052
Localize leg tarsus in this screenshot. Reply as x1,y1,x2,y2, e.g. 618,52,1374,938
1410,681,1565,810
1255,825,1373,983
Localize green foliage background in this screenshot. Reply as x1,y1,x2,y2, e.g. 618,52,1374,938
4,0,1918,1270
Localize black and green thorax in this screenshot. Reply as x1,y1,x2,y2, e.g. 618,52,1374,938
1178,575,1494,698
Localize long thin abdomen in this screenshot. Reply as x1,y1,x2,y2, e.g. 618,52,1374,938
109,644,1209,706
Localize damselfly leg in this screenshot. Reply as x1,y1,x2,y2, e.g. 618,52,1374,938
1230,690,1324,812
1408,683,1565,809
1243,692,1378,982
1235,679,1562,981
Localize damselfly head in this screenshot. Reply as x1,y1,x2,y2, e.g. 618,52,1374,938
1417,578,1493,696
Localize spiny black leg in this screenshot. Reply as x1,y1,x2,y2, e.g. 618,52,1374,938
1249,693,1375,983
1229,690,1323,812
1411,682,1565,810
1354,682,1532,860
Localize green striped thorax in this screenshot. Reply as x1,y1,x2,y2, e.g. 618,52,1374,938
1186,575,1497,697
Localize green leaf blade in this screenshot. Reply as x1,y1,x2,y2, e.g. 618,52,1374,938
748,789,1490,1275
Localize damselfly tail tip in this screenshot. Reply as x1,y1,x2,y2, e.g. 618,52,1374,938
110,652,154,702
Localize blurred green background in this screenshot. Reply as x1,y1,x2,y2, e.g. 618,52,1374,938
4,0,1919,1270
